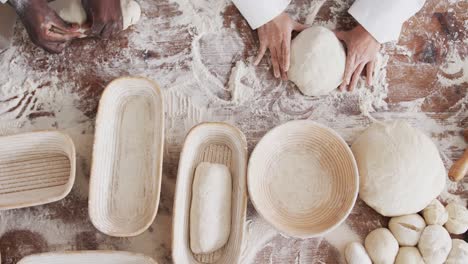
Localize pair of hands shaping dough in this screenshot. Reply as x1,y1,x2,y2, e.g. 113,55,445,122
10,0,123,53
255,12,381,92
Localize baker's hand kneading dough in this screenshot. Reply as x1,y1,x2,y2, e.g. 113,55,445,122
82,0,123,38
334,26,380,91
6,0,82,53
254,13,307,80
232,0,426,92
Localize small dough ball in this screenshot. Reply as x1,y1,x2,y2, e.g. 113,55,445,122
190,162,232,254
344,242,372,264
389,214,426,246
289,26,345,96
50,0,141,30
364,228,399,264
351,120,446,216
49,0,87,24
446,239,468,264
445,202,468,234
418,225,452,264
121,0,141,30
395,247,424,264
423,199,448,225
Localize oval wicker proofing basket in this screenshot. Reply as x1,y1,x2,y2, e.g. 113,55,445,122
248,120,358,238
17,251,158,264
0,131,75,210
89,77,164,237
172,122,248,264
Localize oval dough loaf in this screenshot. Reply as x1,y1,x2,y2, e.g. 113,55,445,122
190,162,232,254
395,247,425,264
446,239,468,264
388,214,426,246
418,225,452,264
364,228,399,264
445,202,468,234
351,120,446,216
344,242,372,264
288,26,346,96
423,199,448,225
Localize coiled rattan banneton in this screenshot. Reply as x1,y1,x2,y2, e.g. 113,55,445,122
172,122,248,264
248,120,358,238
0,131,75,210
89,77,164,237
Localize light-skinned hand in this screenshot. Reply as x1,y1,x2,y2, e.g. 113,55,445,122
255,12,307,80
335,25,381,91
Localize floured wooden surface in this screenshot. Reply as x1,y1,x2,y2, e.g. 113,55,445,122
0,0,466,263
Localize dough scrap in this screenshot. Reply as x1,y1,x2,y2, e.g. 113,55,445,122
423,199,448,225
364,228,399,264
50,0,141,30
344,242,372,264
389,214,426,246
445,202,468,235
288,26,346,96
190,162,232,254
418,225,452,264
351,120,446,216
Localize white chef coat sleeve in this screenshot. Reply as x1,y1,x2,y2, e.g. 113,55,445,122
232,0,291,29
1,0,8,4
348,0,426,43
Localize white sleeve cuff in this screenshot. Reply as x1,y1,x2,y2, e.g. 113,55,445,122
349,0,426,43
232,0,291,29
1,0,8,3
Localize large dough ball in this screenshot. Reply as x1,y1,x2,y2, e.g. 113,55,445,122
344,242,372,264
423,199,448,225
351,120,446,216
364,228,399,264
395,247,424,264
418,225,452,264
388,214,426,246
446,239,468,264
288,26,345,96
445,202,468,234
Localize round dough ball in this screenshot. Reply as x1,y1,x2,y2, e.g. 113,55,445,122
50,0,141,30
445,202,468,234
364,228,399,264
351,120,446,216
345,242,372,264
423,199,448,225
395,247,424,264
389,214,426,246
49,0,87,24
289,26,345,96
446,239,468,264
122,0,141,30
418,225,452,264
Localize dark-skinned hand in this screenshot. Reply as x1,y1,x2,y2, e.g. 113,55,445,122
11,0,82,53
82,0,123,38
